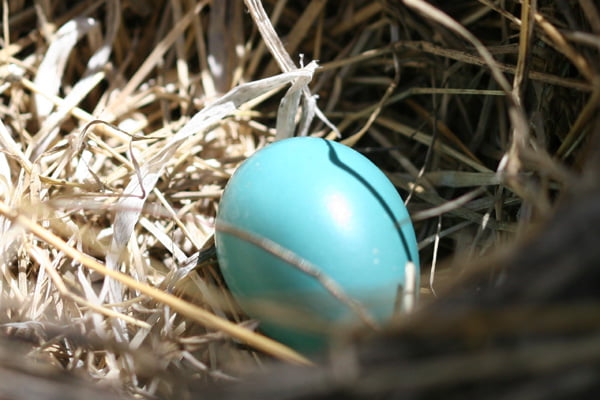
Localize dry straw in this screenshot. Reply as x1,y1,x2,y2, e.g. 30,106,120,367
0,0,598,397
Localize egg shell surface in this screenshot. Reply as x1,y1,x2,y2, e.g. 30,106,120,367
215,137,419,353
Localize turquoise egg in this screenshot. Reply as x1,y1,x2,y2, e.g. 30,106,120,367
215,137,419,354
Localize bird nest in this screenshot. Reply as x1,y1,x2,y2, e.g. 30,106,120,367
0,0,598,398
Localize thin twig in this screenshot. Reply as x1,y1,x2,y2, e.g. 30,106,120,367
215,220,380,331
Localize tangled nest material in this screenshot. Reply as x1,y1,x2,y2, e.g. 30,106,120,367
0,0,599,398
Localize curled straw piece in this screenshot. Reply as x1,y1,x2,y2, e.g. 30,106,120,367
0,201,312,366
243,0,339,138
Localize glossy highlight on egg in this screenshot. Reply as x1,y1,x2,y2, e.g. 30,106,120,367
215,137,419,353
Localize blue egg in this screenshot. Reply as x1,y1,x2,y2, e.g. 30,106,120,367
215,137,419,354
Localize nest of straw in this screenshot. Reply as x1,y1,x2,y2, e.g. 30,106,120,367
0,0,598,398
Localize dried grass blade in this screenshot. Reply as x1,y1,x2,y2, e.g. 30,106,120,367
0,117,34,178
275,61,318,139
207,0,244,92
342,55,400,147
0,152,10,198
245,0,288,78
330,2,383,36
423,171,500,188
139,217,187,264
376,116,492,173
31,1,120,160
383,41,590,91
534,12,595,83
33,16,97,120
404,99,483,164
503,0,534,187
556,82,600,158
244,0,338,137
411,187,487,222
170,0,190,92
263,0,327,77
579,0,600,34
386,173,513,231
244,0,296,73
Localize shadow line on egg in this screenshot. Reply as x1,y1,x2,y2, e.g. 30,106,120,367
323,139,415,265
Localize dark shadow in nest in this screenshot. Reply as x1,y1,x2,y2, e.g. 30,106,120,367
0,336,131,400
